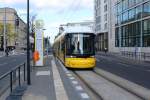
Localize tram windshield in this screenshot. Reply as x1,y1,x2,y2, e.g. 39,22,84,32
66,33,95,56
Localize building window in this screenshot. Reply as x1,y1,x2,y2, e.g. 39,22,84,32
117,14,122,25
104,5,107,12
104,14,107,21
96,24,101,32
128,8,135,21
143,19,150,47
96,0,100,8
135,0,143,4
143,1,150,18
104,23,107,30
117,2,122,14
116,15,118,25
120,22,141,47
95,9,97,16
121,25,129,47
122,0,128,11
128,0,135,7
122,11,128,23
96,16,101,24
135,5,142,19
115,28,119,47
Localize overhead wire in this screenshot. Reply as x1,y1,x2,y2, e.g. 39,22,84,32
67,0,82,22
61,0,82,23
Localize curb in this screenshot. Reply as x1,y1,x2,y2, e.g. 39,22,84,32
94,68,150,100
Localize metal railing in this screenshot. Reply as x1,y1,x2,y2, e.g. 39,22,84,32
121,51,150,61
0,63,26,95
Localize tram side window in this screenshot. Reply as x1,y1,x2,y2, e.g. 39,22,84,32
66,35,75,55
83,37,91,53
61,40,65,52
83,35,95,54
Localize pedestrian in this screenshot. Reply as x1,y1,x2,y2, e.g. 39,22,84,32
104,48,107,54
5,48,9,56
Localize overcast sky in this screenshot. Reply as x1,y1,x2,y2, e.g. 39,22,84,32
0,0,94,43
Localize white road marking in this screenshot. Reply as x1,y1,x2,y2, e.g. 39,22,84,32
69,77,75,80
65,71,70,74
51,60,68,100
55,57,90,99
75,86,83,91
80,93,89,99
66,73,72,77
36,71,50,76
72,81,78,85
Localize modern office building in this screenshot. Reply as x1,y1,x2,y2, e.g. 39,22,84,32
95,0,150,54
115,0,150,53
0,7,27,50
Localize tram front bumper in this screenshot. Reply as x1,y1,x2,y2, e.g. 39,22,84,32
65,57,96,68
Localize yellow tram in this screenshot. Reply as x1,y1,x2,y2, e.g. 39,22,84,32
53,25,96,69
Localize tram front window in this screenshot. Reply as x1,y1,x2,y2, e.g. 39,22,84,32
66,33,95,56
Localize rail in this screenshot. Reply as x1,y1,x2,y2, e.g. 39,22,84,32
0,63,26,95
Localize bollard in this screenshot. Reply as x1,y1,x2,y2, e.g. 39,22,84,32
18,67,21,86
10,72,13,93
24,63,26,81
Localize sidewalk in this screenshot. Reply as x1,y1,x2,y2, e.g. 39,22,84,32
96,51,150,64
0,51,4,57
22,57,56,100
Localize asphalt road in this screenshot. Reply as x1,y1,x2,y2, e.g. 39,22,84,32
96,54,150,89
0,54,26,77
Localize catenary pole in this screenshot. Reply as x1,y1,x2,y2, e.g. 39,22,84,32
27,0,31,85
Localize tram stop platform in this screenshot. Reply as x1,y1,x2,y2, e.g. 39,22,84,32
3,55,145,100
21,55,93,100
22,56,67,100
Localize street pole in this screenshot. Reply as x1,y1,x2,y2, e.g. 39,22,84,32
47,36,48,56
27,0,31,85
3,8,6,56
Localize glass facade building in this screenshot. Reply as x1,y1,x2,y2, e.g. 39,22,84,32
115,0,150,47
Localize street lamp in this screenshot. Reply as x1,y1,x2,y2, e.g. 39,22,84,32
3,8,6,56
47,36,50,56
27,0,31,85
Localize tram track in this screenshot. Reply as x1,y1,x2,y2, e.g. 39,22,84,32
56,57,150,100
72,69,144,100
94,68,150,100
72,70,103,100
94,69,145,100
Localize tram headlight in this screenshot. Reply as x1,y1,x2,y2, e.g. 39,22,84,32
90,56,95,58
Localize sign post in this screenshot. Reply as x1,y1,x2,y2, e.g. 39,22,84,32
35,20,44,66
